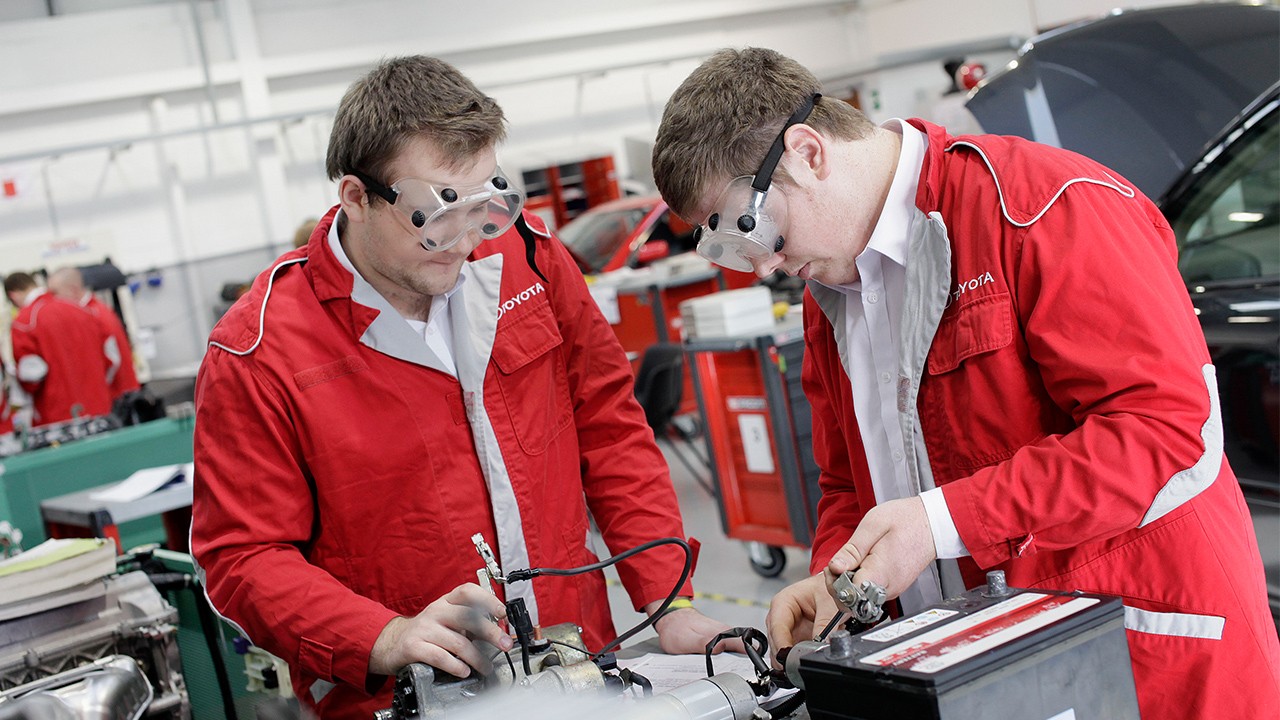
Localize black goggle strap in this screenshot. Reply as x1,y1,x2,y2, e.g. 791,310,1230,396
350,169,400,205
515,215,550,284
750,93,821,194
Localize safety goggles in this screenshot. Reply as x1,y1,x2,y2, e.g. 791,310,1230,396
353,167,525,252
692,93,820,272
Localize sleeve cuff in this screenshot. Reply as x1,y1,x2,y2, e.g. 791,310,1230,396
920,487,971,560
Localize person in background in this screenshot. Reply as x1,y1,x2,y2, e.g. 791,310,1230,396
47,267,140,401
651,47,1279,719
292,217,320,249
190,56,734,719
924,56,985,135
3,272,114,426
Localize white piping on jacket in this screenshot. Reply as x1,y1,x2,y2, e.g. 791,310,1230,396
946,140,1135,227
195,258,291,661
207,257,307,356
1140,364,1223,527
1124,605,1224,640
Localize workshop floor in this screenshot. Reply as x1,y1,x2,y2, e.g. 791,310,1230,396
602,438,813,647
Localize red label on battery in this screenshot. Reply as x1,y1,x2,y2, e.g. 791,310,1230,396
859,593,1100,674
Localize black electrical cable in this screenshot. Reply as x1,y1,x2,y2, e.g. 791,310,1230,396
487,647,520,687
816,611,849,642
143,569,240,720
505,537,692,659
703,627,769,680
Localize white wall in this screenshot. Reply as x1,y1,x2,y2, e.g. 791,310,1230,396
0,0,1220,374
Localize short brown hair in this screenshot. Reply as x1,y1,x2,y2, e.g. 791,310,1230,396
3,272,36,295
325,56,507,195
653,47,874,221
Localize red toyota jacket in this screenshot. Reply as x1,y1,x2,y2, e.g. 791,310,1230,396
802,121,1280,718
10,291,113,426
82,295,140,399
191,208,692,718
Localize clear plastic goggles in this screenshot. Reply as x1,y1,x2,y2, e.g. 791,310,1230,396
356,167,525,252
693,176,790,272
691,92,819,273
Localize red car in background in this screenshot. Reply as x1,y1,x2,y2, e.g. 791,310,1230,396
558,195,691,275
557,195,755,291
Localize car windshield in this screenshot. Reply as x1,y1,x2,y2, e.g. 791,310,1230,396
1172,105,1280,284
558,207,650,274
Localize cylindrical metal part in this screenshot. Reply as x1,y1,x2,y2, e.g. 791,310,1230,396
522,661,607,694
643,673,759,720
985,570,1010,597
828,629,855,658
783,640,825,690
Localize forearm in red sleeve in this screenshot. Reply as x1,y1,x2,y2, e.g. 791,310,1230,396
942,188,1221,568
192,351,397,692
540,236,692,608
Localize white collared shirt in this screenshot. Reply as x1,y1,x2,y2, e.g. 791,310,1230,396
827,119,970,567
328,214,463,377
21,287,46,307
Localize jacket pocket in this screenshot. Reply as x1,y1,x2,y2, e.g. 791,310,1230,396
922,291,1030,474
927,292,1013,375
492,306,573,455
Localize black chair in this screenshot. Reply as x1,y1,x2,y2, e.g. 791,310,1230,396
633,343,714,496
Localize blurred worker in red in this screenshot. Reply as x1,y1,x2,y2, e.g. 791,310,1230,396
48,266,140,400
4,272,114,426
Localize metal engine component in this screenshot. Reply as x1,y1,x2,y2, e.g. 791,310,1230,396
642,672,761,720
372,663,484,720
780,640,823,690
0,571,189,717
0,655,152,719
830,574,886,626
375,623,611,719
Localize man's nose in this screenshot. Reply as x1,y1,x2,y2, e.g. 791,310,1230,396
751,253,784,278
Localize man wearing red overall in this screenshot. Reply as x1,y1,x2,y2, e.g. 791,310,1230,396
191,56,732,719
48,266,139,400
652,48,1280,719
4,272,113,427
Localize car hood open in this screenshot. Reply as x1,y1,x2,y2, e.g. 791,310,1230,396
965,3,1280,199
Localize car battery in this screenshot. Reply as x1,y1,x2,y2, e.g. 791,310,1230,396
800,577,1140,720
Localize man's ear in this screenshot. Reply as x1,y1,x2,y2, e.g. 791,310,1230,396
337,175,370,223
782,124,831,182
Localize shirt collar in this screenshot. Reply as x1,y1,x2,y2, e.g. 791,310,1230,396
861,118,927,268
23,287,47,307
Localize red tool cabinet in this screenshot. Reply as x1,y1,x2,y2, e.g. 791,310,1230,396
685,318,821,576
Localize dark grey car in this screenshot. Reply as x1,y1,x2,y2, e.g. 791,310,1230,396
966,4,1279,627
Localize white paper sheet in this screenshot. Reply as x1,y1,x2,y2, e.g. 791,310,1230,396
89,463,192,503
737,414,775,473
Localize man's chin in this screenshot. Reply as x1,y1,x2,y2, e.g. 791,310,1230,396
412,266,464,296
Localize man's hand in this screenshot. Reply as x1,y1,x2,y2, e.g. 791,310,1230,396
369,583,512,678
765,573,841,656
645,601,743,654
827,496,937,601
